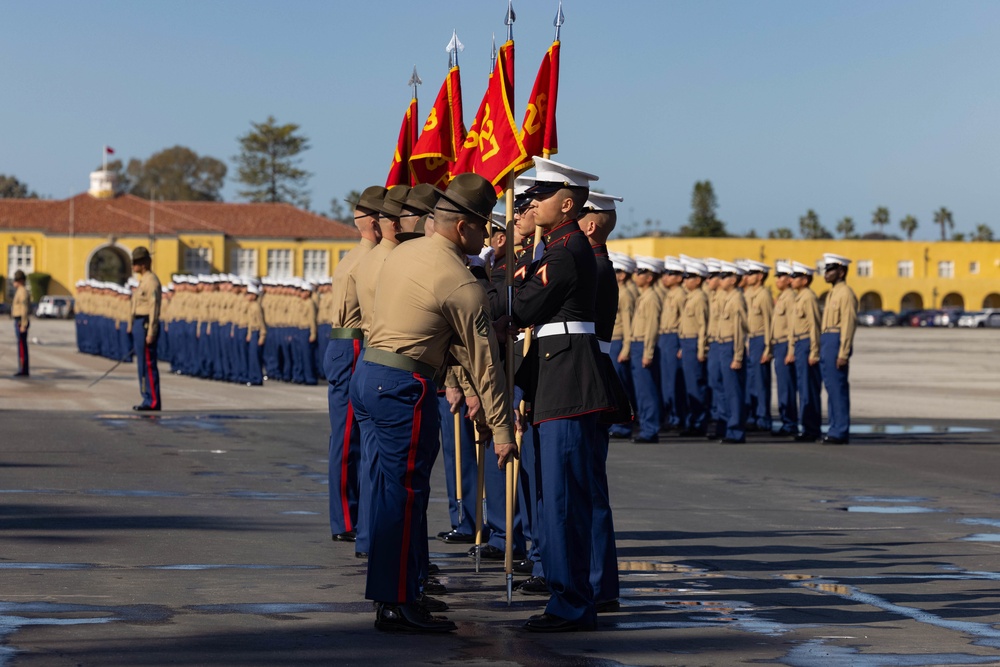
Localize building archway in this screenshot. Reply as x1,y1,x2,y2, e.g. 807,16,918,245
87,245,131,285
859,291,883,311
941,292,964,309
900,292,923,311
984,293,1000,309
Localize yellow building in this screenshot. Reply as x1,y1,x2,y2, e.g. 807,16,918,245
1,171,360,300
608,237,1000,312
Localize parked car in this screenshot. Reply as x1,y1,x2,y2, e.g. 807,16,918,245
858,309,898,327
35,295,74,319
958,309,999,328
896,309,921,327
910,310,941,327
935,309,963,328
986,313,1000,329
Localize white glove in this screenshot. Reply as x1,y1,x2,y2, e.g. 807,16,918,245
467,246,495,270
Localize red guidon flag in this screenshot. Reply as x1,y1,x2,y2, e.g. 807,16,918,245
410,66,466,189
517,40,560,172
385,96,418,186
452,40,527,195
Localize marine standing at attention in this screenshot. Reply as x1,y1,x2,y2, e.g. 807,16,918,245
129,246,162,411
786,262,822,442
629,256,664,444
716,261,748,443
10,269,30,377
769,261,798,437
819,253,858,445
677,260,710,437
350,173,515,633
743,261,773,433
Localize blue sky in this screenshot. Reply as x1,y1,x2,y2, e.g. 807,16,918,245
2,0,998,240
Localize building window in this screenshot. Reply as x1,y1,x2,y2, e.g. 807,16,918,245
856,260,873,278
302,249,329,281
970,261,980,275
897,260,913,278
938,261,954,278
184,247,213,274
7,244,34,277
231,248,258,278
267,249,292,278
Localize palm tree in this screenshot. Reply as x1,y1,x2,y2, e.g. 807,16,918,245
871,206,890,235
899,215,918,241
934,207,954,241
835,216,855,239
972,223,994,242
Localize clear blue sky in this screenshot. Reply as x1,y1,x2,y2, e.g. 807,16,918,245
2,0,999,240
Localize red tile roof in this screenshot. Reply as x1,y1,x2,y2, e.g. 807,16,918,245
0,193,360,240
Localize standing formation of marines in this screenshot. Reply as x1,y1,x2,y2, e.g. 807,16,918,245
609,251,858,445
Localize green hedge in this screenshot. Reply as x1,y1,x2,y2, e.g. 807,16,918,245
27,272,50,303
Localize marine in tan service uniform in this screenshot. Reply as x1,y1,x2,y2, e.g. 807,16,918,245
716,261,748,443
770,262,798,436
819,253,859,444
787,261,821,441
744,260,774,432
349,173,513,633
657,257,687,431
129,246,162,411
629,256,664,443
10,269,30,376
677,259,710,436
607,253,636,439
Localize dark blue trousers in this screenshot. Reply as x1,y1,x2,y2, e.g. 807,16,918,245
437,396,478,536
13,318,29,375
132,317,161,410
350,360,439,605
656,332,686,428
747,336,772,430
534,414,596,625
708,342,726,437
679,337,708,433
820,332,851,440
794,338,822,438
719,344,747,441
592,425,619,604
628,341,660,441
608,339,634,437
247,331,264,385
773,341,798,434
325,338,362,536
515,404,542,576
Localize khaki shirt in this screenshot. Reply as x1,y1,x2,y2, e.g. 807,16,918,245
658,285,685,334
626,279,639,303
130,271,162,337
631,286,662,364
246,299,267,342
747,285,774,358
331,238,376,329
770,287,795,346
718,289,748,363
707,287,721,342
612,282,635,346
367,233,513,445
791,287,821,362
12,284,30,328
355,239,398,337
821,281,859,360
679,286,709,359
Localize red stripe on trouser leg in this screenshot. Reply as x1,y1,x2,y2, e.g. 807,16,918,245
397,373,428,602
145,343,159,409
340,339,362,531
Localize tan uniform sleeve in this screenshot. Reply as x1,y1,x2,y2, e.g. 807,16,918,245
149,278,161,338
695,295,708,359
839,288,858,360
758,289,773,358
807,293,820,362
732,292,747,364
441,282,514,445
619,289,634,356
638,291,660,364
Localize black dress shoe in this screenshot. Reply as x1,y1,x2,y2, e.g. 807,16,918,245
794,434,820,443
677,429,705,438
772,430,797,438
720,437,746,444
609,431,632,440
630,436,659,444
133,405,160,412
421,577,447,595
355,551,368,559
513,558,534,574
416,593,449,613
595,599,621,613
333,530,356,542
427,562,440,575
467,544,506,560
374,602,456,633
438,529,475,544
744,423,760,432
823,436,849,445
524,612,595,633
516,576,549,595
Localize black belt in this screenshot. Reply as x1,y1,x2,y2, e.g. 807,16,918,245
363,348,436,378
330,327,364,340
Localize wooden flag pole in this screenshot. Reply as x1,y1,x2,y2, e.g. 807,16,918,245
454,411,464,525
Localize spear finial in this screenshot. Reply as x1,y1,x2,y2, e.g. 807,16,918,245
553,0,565,41
505,0,515,42
408,65,422,99
446,29,464,68
491,32,497,73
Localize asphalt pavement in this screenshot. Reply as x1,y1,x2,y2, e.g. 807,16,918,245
2,321,1000,666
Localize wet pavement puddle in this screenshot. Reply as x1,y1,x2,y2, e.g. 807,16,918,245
848,424,990,435
780,639,1000,667
845,506,942,513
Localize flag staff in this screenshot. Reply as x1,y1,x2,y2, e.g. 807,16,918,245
503,0,518,606
408,65,422,100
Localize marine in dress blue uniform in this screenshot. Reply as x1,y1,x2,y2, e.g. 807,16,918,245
819,253,858,445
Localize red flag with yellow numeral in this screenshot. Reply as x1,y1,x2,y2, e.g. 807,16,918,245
452,40,527,195
410,66,465,189
519,40,560,168
385,96,418,186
